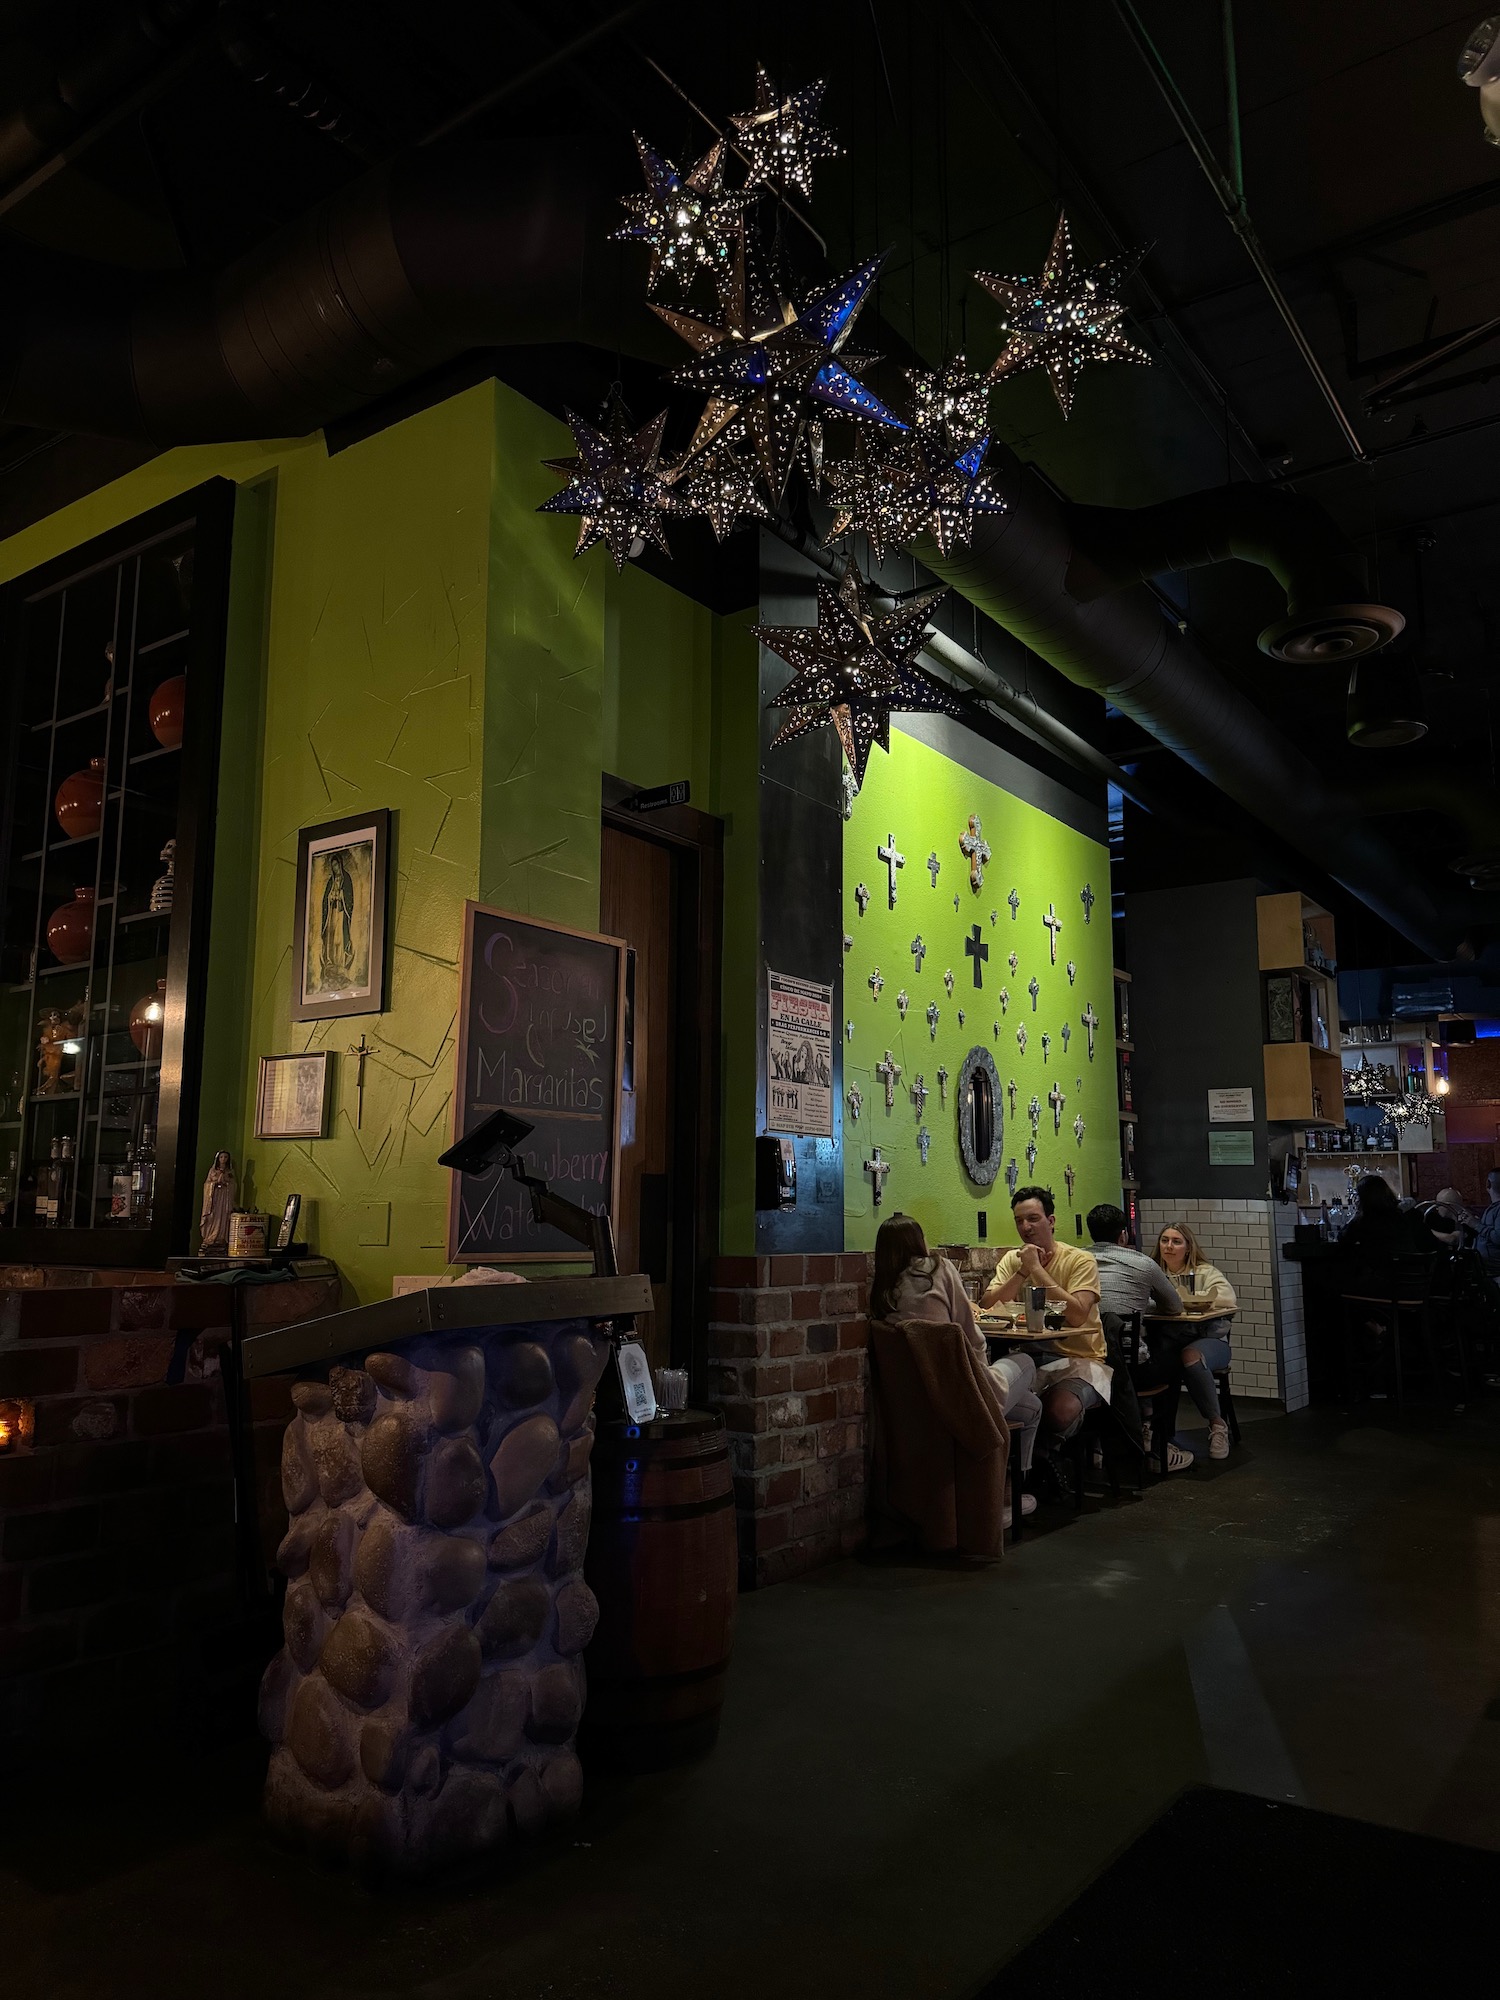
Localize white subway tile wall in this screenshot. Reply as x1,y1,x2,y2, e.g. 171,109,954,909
1137,1197,1297,1405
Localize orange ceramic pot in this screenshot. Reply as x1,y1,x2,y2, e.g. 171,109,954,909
129,977,168,1058
149,675,185,749
47,886,95,964
54,756,106,839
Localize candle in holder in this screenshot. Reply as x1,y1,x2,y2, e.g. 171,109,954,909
0,1400,34,1453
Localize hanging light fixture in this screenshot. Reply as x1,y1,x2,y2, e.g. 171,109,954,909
1346,651,1428,747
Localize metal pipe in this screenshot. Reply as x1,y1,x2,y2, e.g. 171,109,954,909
1111,0,1368,464
1222,0,1245,207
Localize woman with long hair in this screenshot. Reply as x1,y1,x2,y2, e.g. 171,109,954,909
871,1212,1041,1504
1154,1221,1236,1459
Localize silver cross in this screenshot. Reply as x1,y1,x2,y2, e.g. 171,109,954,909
917,1126,931,1165
1064,1162,1077,1202
1005,1157,1020,1197
846,1018,854,1041
957,1008,965,1026
868,967,884,1000
1007,887,1020,921
843,932,853,953
926,1000,940,1040
855,881,870,917
943,967,955,996
1042,902,1063,964
953,894,960,914
1028,975,1040,1011
1026,1137,1038,1174
1082,1001,1099,1060
937,1064,949,1105
878,833,905,908
896,988,910,1019
1061,1021,1072,1053
926,850,941,887
840,767,857,821
1073,1112,1086,1145
1028,1093,1042,1135
959,814,991,891
1006,1077,1018,1118
1041,1031,1051,1063
910,1073,929,1118
875,1048,903,1111
989,908,998,926
993,1020,1001,1039
1008,950,1019,975
864,1144,892,1206
998,985,1010,1014
1016,1024,1028,1055
1080,882,1095,924
1066,959,1077,986
1049,1080,1066,1134
846,1080,863,1121
910,934,926,972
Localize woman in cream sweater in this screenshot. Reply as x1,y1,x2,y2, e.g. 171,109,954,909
1154,1222,1236,1459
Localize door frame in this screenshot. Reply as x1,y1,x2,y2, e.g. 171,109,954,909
602,776,723,1396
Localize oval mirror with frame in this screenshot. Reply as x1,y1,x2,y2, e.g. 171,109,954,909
957,1044,1004,1186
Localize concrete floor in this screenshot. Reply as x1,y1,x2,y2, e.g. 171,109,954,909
11,1402,1500,2000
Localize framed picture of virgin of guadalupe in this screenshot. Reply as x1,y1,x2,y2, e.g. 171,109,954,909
291,810,391,1021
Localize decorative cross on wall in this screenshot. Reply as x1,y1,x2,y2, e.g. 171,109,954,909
1082,1000,1099,1060
878,833,905,908
875,1049,903,1111
1049,1080,1066,1134
1026,1138,1038,1173
1028,1093,1042,1135
998,984,1010,1014
1008,950,1019,975
843,933,853,953
868,967,884,1000
1028,975,1040,1011
864,1144,891,1206
1016,1024,1028,1054
840,767,857,822
1007,887,1020,921
926,1000,941,1039
1061,1021,1072,1053
989,908,998,926
348,1033,377,1129
927,850,941,887
1066,959,1076,986
936,1064,950,1105
855,882,870,917
1064,1162,1077,1202
1073,1112,1086,1146
845,1019,854,1042
910,1072,930,1118
910,934,926,972
896,989,910,1019
1080,882,1095,924
1006,1077,1018,1118
1042,902,1063,964
959,814,992,891
965,923,989,988
943,967,955,996
953,895,960,914
846,1081,863,1121
917,1126,932,1165
1041,1031,1051,1063
1005,1158,1020,1197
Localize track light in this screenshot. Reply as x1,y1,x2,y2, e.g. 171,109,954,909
1346,652,1428,748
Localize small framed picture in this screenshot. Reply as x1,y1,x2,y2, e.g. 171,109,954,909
291,810,391,1022
256,1052,333,1140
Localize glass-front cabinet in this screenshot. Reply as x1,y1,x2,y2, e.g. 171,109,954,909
0,482,234,1265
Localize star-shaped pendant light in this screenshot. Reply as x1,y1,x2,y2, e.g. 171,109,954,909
756,566,969,788
538,391,677,570
656,227,906,498
729,65,841,199
613,134,747,296
975,212,1150,418
823,431,926,563
673,439,771,542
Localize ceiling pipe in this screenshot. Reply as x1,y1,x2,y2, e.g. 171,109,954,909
1065,485,1404,663
913,451,1454,958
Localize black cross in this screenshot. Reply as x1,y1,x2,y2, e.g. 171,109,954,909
965,922,989,989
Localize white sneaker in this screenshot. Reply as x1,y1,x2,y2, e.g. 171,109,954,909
1164,1442,1195,1473
1208,1420,1231,1460
1001,1494,1039,1528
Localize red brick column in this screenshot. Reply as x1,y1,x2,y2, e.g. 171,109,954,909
706,1252,871,1589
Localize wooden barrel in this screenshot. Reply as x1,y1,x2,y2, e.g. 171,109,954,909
582,1409,738,1769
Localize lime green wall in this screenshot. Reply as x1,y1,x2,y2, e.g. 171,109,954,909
843,726,1119,1249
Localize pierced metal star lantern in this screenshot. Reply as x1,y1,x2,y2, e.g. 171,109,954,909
538,392,677,570
756,565,968,789
613,134,747,296
729,65,841,199
672,439,771,541
976,212,1150,418
656,225,906,498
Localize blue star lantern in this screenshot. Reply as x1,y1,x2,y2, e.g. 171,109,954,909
613,134,747,297
538,392,677,570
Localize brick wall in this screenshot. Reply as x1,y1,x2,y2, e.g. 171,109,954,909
0,1275,338,1764
1137,1197,1283,1402
706,1253,871,1589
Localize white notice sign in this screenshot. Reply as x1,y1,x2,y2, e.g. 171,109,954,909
1207,1087,1255,1123
767,971,834,1137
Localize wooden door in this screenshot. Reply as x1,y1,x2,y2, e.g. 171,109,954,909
600,825,676,1372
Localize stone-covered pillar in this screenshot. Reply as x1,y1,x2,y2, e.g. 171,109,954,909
259,1317,609,1874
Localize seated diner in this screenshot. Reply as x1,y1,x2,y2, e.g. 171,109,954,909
980,1185,1109,1443
1153,1222,1237,1460
1087,1202,1194,1473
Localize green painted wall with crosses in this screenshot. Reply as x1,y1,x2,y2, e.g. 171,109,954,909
842,725,1120,1250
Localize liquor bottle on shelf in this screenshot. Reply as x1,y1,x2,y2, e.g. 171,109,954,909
131,1125,156,1226
55,1135,74,1225
39,1138,61,1226
110,1147,133,1223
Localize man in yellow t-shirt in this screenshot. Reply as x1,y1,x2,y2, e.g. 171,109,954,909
980,1184,1110,1441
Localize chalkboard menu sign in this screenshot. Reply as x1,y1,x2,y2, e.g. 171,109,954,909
448,902,626,1263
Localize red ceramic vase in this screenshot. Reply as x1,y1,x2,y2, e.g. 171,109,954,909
54,756,106,839
129,977,168,1059
149,675,186,750
47,886,95,964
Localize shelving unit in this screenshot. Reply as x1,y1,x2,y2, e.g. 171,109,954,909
0,482,234,1265
1257,891,1344,1125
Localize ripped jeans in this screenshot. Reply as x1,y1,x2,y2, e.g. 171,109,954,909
988,1351,1043,1471
1151,1321,1232,1425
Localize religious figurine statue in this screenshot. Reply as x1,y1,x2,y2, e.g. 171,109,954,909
35,1010,67,1095
200,1150,237,1251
